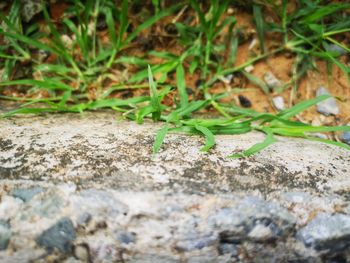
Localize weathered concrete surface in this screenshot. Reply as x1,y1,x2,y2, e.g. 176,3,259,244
1,111,349,195
0,111,349,262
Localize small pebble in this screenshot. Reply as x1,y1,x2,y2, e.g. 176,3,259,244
248,38,258,50
195,79,203,88
218,243,238,257
316,87,339,116
248,224,274,241
272,96,285,111
224,74,234,83
244,65,254,73
96,16,107,30
264,72,281,91
74,243,90,262
164,23,178,35
326,44,347,56
340,131,350,145
21,0,43,22
186,87,194,95
238,95,252,108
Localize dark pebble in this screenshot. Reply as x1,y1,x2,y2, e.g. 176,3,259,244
165,23,178,35
96,15,107,30
36,217,76,253
186,87,194,95
218,243,238,257
195,79,204,88
238,95,252,108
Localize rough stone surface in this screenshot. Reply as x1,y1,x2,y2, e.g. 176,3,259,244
297,213,350,252
0,111,350,262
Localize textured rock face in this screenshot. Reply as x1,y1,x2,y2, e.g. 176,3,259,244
0,111,350,262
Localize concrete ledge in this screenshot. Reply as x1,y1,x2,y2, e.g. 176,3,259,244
0,112,349,262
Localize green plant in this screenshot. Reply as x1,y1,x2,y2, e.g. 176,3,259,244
145,67,350,157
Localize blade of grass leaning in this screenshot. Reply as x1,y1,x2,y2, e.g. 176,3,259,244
253,4,265,54
195,124,215,152
277,94,330,119
242,71,269,94
124,3,182,45
305,136,350,151
87,96,149,109
229,127,276,158
302,3,350,24
225,36,238,67
1,107,57,117
281,0,288,43
153,124,169,155
148,65,162,121
0,79,72,91
166,100,208,123
176,63,189,108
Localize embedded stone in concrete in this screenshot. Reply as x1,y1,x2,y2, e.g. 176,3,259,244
10,186,44,202
36,217,76,253
297,213,350,252
0,111,349,262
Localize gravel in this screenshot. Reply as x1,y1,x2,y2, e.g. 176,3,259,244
272,96,285,111
316,87,340,116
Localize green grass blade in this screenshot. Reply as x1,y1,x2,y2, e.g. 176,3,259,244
166,100,208,122
302,4,350,23
153,124,169,154
125,4,182,45
242,71,270,94
253,4,265,54
87,96,148,109
229,127,276,158
148,65,162,121
189,0,207,32
0,79,72,91
176,63,189,108
306,136,350,151
277,94,330,119
1,107,56,117
195,125,215,152
226,36,238,67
